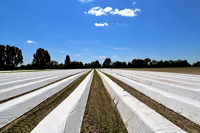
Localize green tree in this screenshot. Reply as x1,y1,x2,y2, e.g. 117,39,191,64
49,60,58,69
102,58,112,68
32,48,51,69
4,45,23,69
193,61,200,67
0,45,5,69
90,60,101,68
14,47,23,67
64,55,71,68
144,58,151,67
132,59,145,68
128,62,132,68
112,61,127,68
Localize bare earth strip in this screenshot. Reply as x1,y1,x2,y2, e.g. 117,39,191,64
81,70,127,133
0,72,90,133
106,74,200,133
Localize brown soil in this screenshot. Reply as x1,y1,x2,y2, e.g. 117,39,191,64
81,70,127,133
105,73,200,133
0,72,90,133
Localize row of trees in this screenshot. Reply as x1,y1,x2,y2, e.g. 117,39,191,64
0,45,23,70
1,45,200,70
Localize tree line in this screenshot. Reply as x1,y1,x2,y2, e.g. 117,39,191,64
0,44,200,70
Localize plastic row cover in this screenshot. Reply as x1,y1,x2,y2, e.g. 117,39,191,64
101,70,200,125
0,70,86,101
0,71,89,128
0,70,60,83
108,69,200,88
31,70,94,133
117,69,200,89
112,71,200,101
97,70,185,133
0,69,86,89
112,69,200,84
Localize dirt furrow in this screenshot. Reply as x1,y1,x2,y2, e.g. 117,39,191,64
81,70,127,133
0,72,90,133
105,73,200,133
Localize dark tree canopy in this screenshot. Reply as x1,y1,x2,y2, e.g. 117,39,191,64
90,60,101,68
70,61,83,69
112,61,127,68
64,55,71,68
144,58,151,67
103,58,112,68
49,60,58,69
132,59,145,68
0,45,23,69
193,61,200,67
0,45,5,69
32,48,51,69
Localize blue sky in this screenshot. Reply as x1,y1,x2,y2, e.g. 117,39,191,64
0,0,200,65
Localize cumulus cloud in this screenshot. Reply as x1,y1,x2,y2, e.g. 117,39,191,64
104,7,113,12
87,6,107,16
110,8,141,17
86,6,140,17
27,40,36,44
79,0,93,3
94,22,108,27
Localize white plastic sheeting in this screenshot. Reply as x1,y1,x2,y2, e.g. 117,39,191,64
101,69,200,125
0,70,89,128
0,70,84,101
109,70,200,101
31,70,94,133
110,69,200,84
127,71,200,89
0,70,58,84
0,70,86,89
117,70,200,89
97,70,186,133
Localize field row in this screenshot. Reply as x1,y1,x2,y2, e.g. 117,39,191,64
0,69,199,132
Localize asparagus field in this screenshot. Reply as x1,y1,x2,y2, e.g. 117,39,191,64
0,69,200,132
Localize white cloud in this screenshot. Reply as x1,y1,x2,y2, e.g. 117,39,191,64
60,51,66,53
92,56,106,58
79,0,93,3
104,7,113,12
114,47,130,50
86,7,141,17
27,40,36,44
110,8,141,17
132,2,136,4
74,54,82,57
94,22,108,27
88,7,107,16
